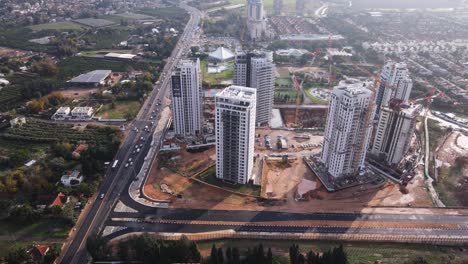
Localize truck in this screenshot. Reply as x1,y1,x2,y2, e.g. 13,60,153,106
112,160,119,169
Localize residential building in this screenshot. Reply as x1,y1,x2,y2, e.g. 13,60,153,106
215,86,256,184
52,106,71,120
296,0,305,16
320,82,374,178
273,0,283,15
246,0,267,40
61,170,84,187
370,103,422,166
375,62,413,118
70,107,94,119
170,58,203,136
234,51,275,125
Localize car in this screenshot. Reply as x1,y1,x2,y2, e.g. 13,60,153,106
130,161,134,166
136,148,140,153
139,144,143,148
128,158,132,162
100,193,105,199
125,163,129,168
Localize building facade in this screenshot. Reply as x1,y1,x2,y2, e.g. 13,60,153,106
234,51,275,125
215,86,256,184
273,0,283,15
375,62,413,118
320,83,374,178
371,103,422,167
171,58,203,136
246,0,267,40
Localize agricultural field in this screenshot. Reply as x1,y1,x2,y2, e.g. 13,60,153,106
0,85,23,111
115,12,154,20
2,119,119,143
27,21,88,32
138,6,188,20
96,100,142,120
81,27,130,50
274,89,298,104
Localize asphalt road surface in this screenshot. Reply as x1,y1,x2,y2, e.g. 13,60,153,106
59,2,202,263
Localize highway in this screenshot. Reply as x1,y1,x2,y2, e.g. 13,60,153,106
59,3,202,263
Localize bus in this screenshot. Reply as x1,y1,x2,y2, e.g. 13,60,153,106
112,160,119,169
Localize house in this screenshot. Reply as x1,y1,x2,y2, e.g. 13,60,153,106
52,106,71,120
70,107,93,120
49,192,68,208
28,245,50,263
72,144,88,159
10,116,26,127
61,170,84,187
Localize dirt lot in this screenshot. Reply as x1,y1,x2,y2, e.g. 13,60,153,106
434,131,468,206
144,128,435,213
58,88,99,99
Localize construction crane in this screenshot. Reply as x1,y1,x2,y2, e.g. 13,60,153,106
310,48,320,65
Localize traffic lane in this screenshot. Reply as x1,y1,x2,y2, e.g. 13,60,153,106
104,221,468,237
108,208,468,225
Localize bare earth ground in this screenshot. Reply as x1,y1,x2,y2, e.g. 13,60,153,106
58,88,99,99
144,129,440,214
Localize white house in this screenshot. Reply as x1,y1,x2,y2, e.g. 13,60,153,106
60,170,83,187
70,107,94,120
52,106,71,120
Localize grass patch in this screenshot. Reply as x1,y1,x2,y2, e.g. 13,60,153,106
197,239,467,264
275,78,293,87
81,27,129,49
200,59,234,86
138,6,188,20
0,218,70,238
196,166,261,196
96,100,141,120
274,89,298,104
28,21,88,31
304,88,328,105
427,119,447,152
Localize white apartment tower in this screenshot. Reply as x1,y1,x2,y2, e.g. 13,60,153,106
375,62,413,118
215,86,256,184
234,51,275,125
370,104,422,166
320,83,374,178
170,58,203,136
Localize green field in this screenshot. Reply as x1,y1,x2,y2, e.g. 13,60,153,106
427,119,447,152
197,166,261,196
58,56,152,80
79,49,135,57
0,85,23,111
97,100,141,120
201,60,234,86
28,21,88,31
197,239,468,264
138,6,188,20
275,77,293,87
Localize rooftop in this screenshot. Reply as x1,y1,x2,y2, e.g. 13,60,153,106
67,70,111,83
209,47,235,61
104,52,137,60
216,85,256,100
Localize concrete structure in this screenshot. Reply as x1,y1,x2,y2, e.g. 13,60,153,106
67,70,112,87
375,62,413,118
53,106,71,120
104,52,137,61
215,86,256,184
170,58,203,136
273,0,283,15
370,103,422,166
234,51,275,125
70,107,94,119
296,0,305,16
320,82,374,178
208,47,235,62
10,116,26,127
246,0,267,40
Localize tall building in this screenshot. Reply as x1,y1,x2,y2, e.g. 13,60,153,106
375,62,413,118
296,0,305,16
170,58,203,136
273,0,283,15
234,51,275,125
215,86,256,184
370,103,422,166
246,0,267,40
320,82,374,178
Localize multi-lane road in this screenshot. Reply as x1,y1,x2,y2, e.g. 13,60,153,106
59,3,202,263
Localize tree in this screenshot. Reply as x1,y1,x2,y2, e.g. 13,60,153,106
31,57,58,77
232,247,240,264
44,244,61,264
9,204,40,223
226,247,232,264
210,244,218,264
4,245,31,264
86,234,110,260
266,248,273,264
217,247,224,264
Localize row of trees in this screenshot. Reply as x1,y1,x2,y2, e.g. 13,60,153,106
87,233,349,264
